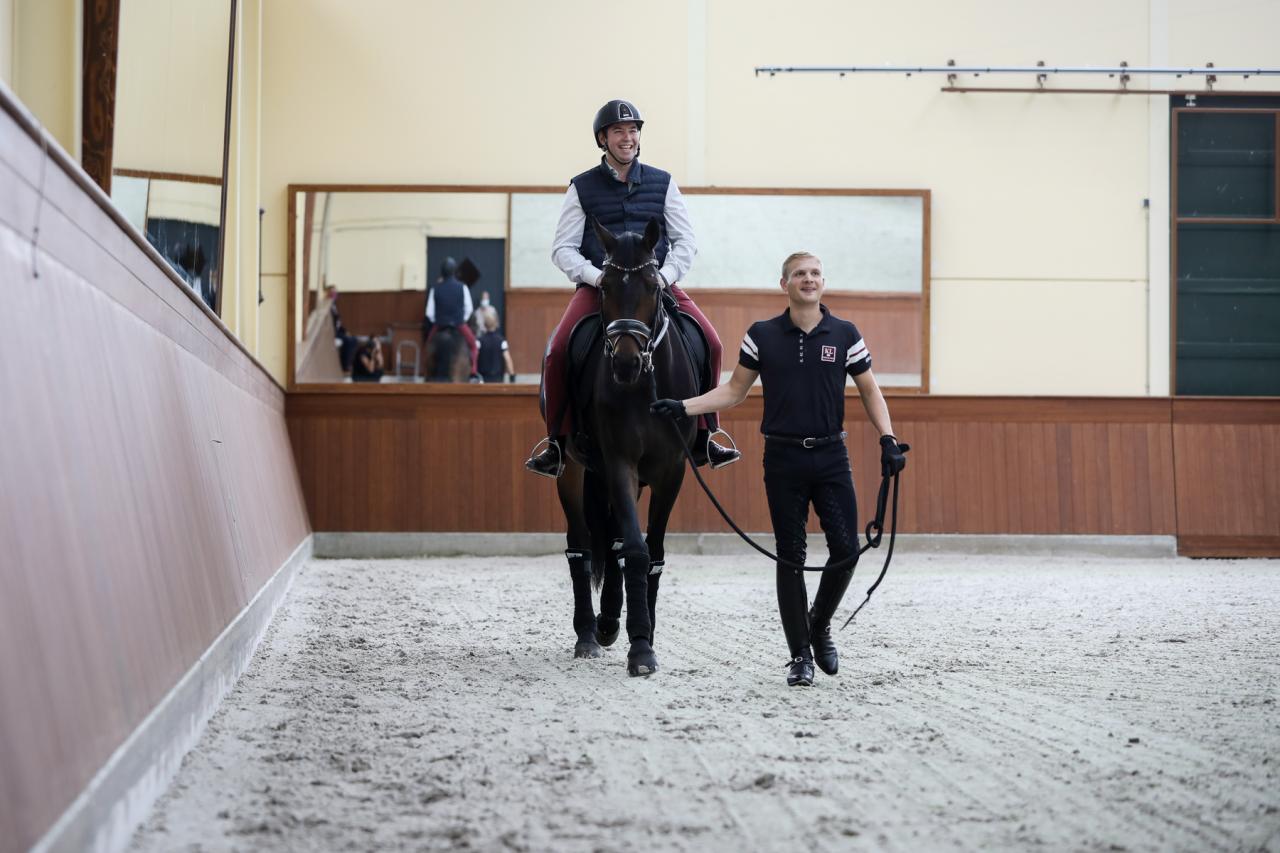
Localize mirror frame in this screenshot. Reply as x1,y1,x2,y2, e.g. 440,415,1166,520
286,183,930,393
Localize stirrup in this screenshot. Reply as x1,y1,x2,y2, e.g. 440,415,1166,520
707,428,741,469
524,437,565,479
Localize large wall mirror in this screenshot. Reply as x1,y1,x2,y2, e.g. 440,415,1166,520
289,185,930,391
107,0,236,313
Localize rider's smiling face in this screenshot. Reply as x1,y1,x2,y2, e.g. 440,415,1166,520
601,122,640,169
782,256,825,305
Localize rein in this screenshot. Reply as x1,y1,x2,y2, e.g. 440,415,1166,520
647,371,904,630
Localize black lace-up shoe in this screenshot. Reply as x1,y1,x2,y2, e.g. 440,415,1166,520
810,614,839,676
786,652,815,687
707,437,740,469
524,439,564,479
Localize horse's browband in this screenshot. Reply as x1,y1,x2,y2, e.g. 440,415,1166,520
602,258,658,273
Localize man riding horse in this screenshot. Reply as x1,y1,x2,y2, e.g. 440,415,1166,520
424,257,479,379
525,99,740,477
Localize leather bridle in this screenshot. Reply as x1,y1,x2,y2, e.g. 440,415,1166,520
601,257,669,374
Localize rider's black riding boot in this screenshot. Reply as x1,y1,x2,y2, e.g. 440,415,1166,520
704,412,740,469
525,437,564,478
777,565,812,686
809,564,856,676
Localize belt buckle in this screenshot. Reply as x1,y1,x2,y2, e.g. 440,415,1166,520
802,436,817,449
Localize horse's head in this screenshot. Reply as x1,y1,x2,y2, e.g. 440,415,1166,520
593,216,665,386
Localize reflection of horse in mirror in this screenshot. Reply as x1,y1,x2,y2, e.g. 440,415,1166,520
423,326,471,382
555,217,699,677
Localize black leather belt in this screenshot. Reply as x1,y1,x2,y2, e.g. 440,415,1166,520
764,431,848,449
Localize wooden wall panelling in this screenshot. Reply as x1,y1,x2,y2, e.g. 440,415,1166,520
285,392,1184,537
1172,399,1280,556
1,96,310,851
337,290,424,337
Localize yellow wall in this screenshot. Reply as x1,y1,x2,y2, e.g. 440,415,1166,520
241,0,1280,391
114,0,230,176
314,192,507,298
9,0,78,156
0,0,14,85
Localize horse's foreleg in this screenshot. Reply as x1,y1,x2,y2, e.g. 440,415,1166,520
604,465,657,677
593,539,624,647
582,472,621,647
558,463,601,659
643,468,685,647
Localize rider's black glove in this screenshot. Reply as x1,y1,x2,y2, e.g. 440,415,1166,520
650,398,687,420
879,434,909,477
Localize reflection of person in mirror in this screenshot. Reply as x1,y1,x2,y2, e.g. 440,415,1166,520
475,306,516,384
424,257,479,378
469,290,493,335
351,335,385,382
524,98,740,478
649,252,908,688
326,284,359,372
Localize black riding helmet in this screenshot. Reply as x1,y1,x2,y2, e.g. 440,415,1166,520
440,257,457,278
593,99,644,148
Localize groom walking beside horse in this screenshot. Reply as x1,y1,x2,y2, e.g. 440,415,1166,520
653,252,909,687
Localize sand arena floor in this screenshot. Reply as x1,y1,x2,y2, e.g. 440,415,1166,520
129,552,1280,852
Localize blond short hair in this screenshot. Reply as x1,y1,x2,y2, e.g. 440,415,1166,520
477,305,500,331
781,252,820,279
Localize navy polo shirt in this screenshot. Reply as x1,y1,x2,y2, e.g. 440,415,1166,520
738,305,872,437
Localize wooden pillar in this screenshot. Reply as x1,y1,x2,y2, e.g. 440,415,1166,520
81,0,121,194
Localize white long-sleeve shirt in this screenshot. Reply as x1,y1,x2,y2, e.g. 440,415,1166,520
550,175,697,288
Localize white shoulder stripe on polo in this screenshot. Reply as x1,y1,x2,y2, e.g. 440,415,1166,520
845,341,869,364
741,333,759,358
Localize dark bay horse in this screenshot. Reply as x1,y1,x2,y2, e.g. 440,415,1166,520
555,218,699,676
423,326,471,382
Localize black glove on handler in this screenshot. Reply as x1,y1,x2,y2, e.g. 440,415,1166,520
879,434,909,477
650,398,687,419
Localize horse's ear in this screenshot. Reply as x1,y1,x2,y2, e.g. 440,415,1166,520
590,216,616,255
644,217,661,252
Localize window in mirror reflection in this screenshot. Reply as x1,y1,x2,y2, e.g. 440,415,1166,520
112,172,222,308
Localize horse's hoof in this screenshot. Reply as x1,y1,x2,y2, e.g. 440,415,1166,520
574,639,603,659
627,642,659,677
595,616,620,647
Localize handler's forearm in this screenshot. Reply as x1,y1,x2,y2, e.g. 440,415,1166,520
683,382,748,417
858,382,895,438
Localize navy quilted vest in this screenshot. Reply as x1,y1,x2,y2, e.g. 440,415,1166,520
432,276,467,327
571,160,670,268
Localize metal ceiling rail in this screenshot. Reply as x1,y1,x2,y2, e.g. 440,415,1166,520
754,64,1280,77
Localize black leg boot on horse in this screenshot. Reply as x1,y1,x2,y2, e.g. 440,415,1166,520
594,539,624,647
621,548,658,676
567,549,602,658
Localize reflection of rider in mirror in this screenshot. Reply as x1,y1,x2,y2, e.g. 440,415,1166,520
524,99,740,478
423,257,480,379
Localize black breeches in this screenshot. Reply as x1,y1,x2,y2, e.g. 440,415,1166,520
763,442,860,657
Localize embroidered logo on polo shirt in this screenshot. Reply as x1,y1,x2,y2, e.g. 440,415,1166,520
821,345,837,363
